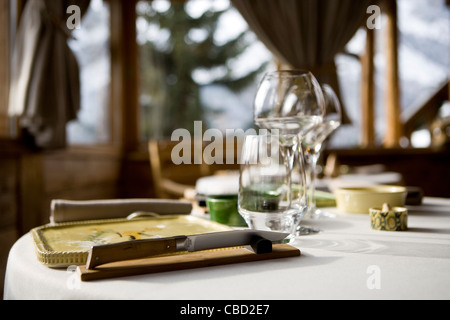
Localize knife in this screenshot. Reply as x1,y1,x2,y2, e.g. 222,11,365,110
86,230,288,269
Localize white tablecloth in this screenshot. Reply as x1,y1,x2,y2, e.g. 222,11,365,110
4,197,450,300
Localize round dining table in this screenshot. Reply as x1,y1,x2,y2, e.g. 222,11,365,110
4,197,450,301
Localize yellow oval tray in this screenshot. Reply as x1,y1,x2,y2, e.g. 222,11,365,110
31,215,232,268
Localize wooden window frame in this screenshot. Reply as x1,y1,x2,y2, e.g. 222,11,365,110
126,0,405,150
2,0,133,154
6,0,446,152
0,1,12,137
109,0,139,153
361,0,449,149
361,0,402,148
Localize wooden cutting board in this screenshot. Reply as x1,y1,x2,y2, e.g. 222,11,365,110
77,244,300,281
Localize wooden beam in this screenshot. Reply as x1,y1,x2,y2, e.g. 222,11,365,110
360,27,375,147
122,0,139,152
384,0,403,147
109,0,139,152
403,81,449,138
109,0,123,149
0,0,10,137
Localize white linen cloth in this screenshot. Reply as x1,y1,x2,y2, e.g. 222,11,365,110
4,197,450,300
195,172,403,195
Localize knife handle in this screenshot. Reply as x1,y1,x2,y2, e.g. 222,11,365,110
250,236,273,254
86,236,186,270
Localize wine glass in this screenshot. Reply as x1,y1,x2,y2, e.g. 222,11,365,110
254,70,325,140
253,70,326,237
302,84,342,219
238,134,307,244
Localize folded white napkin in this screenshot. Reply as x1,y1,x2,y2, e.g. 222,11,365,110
195,175,240,196
50,198,193,224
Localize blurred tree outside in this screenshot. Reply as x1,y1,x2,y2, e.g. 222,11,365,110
137,0,270,139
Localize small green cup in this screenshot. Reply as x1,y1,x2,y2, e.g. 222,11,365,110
206,195,248,227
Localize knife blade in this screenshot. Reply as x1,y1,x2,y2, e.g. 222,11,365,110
86,230,288,269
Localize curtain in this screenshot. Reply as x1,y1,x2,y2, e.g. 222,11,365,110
231,0,375,124
8,0,90,149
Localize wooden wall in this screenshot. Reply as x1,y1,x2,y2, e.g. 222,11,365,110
41,147,123,220
0,142,124,298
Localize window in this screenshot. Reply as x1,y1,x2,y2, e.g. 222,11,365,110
333,0,449,148
67,0,111,145
136,0,273,140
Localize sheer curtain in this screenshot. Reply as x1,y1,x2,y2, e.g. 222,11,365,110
231,0,375,123
8,0,90,149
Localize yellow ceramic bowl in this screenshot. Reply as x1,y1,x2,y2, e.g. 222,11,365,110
335,185,407,214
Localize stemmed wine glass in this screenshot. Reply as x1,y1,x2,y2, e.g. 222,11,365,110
252,70,326,237
302,84,342,219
